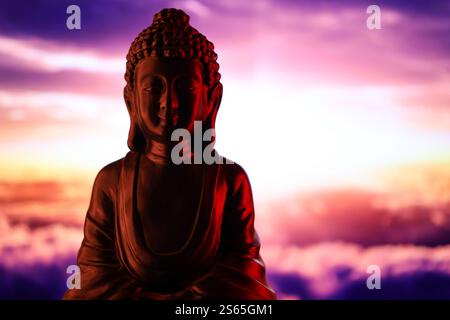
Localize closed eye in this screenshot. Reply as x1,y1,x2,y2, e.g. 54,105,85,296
144,86,163,94
176,79,200,92
143,76,164,94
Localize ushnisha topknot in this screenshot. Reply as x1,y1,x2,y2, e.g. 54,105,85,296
125,8,221,91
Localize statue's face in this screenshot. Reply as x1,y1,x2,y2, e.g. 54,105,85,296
134,57,208,140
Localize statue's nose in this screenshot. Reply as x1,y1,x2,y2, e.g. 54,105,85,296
159,88,179,123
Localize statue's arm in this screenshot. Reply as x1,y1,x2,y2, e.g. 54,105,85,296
63,161,140,299
189,164,276,299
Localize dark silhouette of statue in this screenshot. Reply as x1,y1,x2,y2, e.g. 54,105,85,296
63,8,276,300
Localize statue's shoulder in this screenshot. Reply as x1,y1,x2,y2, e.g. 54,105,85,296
93,157,125,200
218,159,252,192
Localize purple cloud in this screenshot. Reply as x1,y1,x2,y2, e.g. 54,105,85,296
0,214,81,299
265,242,450,299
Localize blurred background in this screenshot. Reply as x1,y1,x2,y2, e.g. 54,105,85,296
1,0,450,299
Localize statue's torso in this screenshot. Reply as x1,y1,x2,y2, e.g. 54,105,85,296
115,152,224,291
136,156,204,254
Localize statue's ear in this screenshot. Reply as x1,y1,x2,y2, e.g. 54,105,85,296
124,85,145,152
205,82,223,130
124,85,134,114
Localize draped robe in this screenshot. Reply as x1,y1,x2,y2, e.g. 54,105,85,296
63,151,276,299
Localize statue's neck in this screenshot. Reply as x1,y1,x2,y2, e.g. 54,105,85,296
145,139,193,165
145,140,171,165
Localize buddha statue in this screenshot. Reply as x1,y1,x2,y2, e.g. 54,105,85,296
63,8,276,300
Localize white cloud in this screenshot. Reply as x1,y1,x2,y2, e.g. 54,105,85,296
0,35,123,74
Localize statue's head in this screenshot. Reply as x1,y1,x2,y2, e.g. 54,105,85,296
124,8,223,152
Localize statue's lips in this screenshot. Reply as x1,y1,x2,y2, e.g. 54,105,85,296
157,114,178,127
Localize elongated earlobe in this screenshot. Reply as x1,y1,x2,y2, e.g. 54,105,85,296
206,83,223,133
124,86,146,152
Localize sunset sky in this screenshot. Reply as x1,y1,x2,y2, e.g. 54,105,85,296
1,0,450,299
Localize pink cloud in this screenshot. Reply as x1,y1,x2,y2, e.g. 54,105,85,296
264,242,450,299
0,215,81,270
257,185,450,247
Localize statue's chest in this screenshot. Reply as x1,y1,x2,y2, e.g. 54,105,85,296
135,164,204,253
